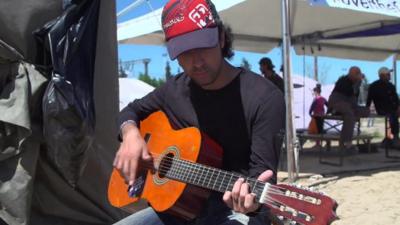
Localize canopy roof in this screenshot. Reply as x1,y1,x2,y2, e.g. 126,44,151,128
117,0,400,61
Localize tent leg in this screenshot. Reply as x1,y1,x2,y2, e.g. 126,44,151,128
281,0,298,182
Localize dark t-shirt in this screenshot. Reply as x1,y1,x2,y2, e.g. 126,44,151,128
332,75,356,97
367,79,399,114
190,75,251,175
118,68,285,179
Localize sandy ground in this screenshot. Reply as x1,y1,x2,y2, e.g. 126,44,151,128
277,118,400,225
316,168,400,225
279,159,400,225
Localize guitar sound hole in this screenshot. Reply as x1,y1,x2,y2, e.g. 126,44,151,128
158,153,174,178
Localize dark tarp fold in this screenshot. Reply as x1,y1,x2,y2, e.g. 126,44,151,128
1,0,127,224
37,0,99,188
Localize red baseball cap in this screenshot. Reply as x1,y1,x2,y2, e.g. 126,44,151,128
162,0,220,59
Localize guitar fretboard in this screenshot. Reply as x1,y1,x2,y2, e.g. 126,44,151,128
158,155,267,202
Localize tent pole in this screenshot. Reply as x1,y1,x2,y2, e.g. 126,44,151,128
314,55,318,81
281,0,298,182
394,54,398,88
117,0,147,17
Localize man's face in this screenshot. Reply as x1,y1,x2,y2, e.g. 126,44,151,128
259,63,269,76
381,73,391,81
349,67,362,83
177,45,224,89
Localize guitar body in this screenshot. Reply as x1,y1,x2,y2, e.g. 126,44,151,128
108,111,223,220
109,112,339,225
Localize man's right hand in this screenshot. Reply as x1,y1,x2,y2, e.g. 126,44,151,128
113,123,153,186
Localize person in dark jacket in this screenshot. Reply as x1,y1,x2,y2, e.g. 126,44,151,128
367,66,400,145
259,57,284,93
328,66,369,149
112,0,285,225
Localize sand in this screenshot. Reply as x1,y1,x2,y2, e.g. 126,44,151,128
277,148,400,225
277,117,400,225
314,168,400,225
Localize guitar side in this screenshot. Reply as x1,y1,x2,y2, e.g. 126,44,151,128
108,111,223,220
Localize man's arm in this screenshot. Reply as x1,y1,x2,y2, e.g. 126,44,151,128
391,84,399,108
118,83,167,139
248,89,285,182
114,83,168,185
309,100,316,116
366,84,373,108
114,122,152,186
222,89,285,214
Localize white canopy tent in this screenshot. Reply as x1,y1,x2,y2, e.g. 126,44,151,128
117,0,400,61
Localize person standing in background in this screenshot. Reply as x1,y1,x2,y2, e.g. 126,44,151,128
309,85,328,146
259,57,284,93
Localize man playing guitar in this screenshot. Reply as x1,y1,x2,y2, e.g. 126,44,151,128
112,0,285,224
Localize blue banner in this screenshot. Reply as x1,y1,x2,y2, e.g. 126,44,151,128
309,0,400,18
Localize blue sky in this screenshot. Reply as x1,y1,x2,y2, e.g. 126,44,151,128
116,0,398,86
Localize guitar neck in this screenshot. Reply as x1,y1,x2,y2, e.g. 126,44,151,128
158,155,339,225
159,156,268,203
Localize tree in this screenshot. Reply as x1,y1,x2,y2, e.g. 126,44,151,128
241,58,251,70
118,59,128,78
165,61,172,80
138,73,165,88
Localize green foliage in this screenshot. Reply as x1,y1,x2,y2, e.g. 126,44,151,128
165,61,172,80
138,73,165,88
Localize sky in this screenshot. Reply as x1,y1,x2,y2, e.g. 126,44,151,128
115,0,398,86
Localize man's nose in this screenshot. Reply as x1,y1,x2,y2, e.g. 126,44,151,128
192,52,204,67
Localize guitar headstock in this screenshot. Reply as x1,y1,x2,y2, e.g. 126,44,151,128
263,184,338,225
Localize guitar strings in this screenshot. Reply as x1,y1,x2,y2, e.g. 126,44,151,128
155,158,291,209
142,152,264,190
119,152,325,221
136,152,266,196
132,152,290,205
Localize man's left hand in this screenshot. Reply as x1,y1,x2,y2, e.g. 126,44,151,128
222,170,273,214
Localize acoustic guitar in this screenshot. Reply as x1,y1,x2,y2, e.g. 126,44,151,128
108,111,337,225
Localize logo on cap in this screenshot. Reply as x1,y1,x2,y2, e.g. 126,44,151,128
163,15,185,30
189,4,214,28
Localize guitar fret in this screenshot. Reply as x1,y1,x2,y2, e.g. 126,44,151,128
212,169,218,190
175,159,184,181
225,174,234,192
189,162,197,184
172,159,181,180
166,159,177,179
218,171,226,192
182,159,195,183
208,167,215,188
185,161,192,183
210,169,218,190
195,164,203,186
195,163,204,186
198,165,204,187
